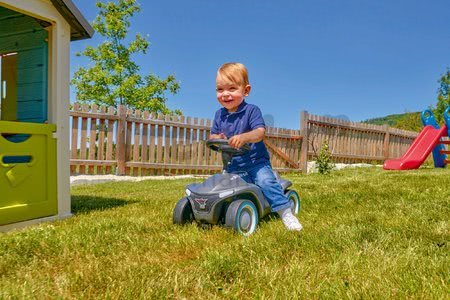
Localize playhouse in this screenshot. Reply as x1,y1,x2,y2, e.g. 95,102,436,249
0,0,93,231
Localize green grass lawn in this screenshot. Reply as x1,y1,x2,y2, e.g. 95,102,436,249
1,167,449,299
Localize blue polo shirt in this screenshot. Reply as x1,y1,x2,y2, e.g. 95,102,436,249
211,101,270,170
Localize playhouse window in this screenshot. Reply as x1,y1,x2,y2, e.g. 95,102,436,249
0,6,49,124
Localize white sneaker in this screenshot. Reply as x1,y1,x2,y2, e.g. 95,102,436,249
278,208,303,231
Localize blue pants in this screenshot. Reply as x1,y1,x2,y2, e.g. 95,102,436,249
228,162,291,212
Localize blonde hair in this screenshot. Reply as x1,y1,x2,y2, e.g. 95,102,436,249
217,62,249,87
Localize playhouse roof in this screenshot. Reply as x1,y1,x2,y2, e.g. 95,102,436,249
50,0,94,41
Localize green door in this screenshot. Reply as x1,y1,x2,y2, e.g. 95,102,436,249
0,122,57,225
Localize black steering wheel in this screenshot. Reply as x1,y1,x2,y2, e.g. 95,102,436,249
206,139,251,155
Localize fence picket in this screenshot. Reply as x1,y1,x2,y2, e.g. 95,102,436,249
149,113,156,172
206,119,212,174
125,109,133,175
178,116,186,174
79,104,89,174
191,118,199,173
97,105,107,174
282,128,288,168
70,103,80,174
370,124,376,159
198,118,205,175
156,113,164,175
275,127,281,168
185,117,192,174
133,110,142,176
88,104,98,174
171,115,178,175
334,118,340,158
105,106,115,174
141,111,149,175
343,123,356,163
164,115,171,175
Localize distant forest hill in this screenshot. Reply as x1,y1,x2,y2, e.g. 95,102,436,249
363,111,422,132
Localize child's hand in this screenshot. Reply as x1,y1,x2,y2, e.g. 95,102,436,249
209,133,227,140
228,134,247,149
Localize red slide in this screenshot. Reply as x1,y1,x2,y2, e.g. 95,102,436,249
383,125,447,170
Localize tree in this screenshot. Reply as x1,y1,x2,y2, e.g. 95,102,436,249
395,111,422,132
71,0,181,114
435,69,450,124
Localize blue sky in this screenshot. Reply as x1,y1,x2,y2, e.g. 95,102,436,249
71,0,450,129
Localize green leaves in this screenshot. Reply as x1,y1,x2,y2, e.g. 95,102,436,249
316,140,335,175
71,0,181,114
435,69,449,124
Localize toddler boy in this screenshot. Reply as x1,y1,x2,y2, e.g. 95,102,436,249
209,62,302,231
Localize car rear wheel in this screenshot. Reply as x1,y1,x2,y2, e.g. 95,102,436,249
285,190,301,215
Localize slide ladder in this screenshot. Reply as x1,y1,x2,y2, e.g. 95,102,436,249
441,107,450,165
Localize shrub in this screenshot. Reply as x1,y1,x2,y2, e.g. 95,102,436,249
316,140,334,174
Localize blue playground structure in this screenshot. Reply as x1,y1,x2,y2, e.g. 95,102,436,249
421,109,447,168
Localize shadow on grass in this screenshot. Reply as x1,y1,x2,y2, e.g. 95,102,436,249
71,195,138,214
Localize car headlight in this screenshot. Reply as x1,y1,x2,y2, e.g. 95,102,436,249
185,189,191,196
219,190,233,198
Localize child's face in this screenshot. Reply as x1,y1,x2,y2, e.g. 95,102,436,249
216,73,251,112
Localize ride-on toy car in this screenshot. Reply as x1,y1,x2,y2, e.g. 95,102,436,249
172,139,301,236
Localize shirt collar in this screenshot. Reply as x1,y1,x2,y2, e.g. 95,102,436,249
221,100,248,116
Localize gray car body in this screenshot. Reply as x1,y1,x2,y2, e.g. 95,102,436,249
186,172,292,224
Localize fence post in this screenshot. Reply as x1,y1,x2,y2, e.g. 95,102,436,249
299,110,309,173
116,105,127,175
383,125,390,160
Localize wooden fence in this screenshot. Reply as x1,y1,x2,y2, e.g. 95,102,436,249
69,104,419,175
69,104,301,175
298,111,418,168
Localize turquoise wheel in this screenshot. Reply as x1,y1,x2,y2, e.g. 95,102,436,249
225,200,259,236
285,190,301,215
